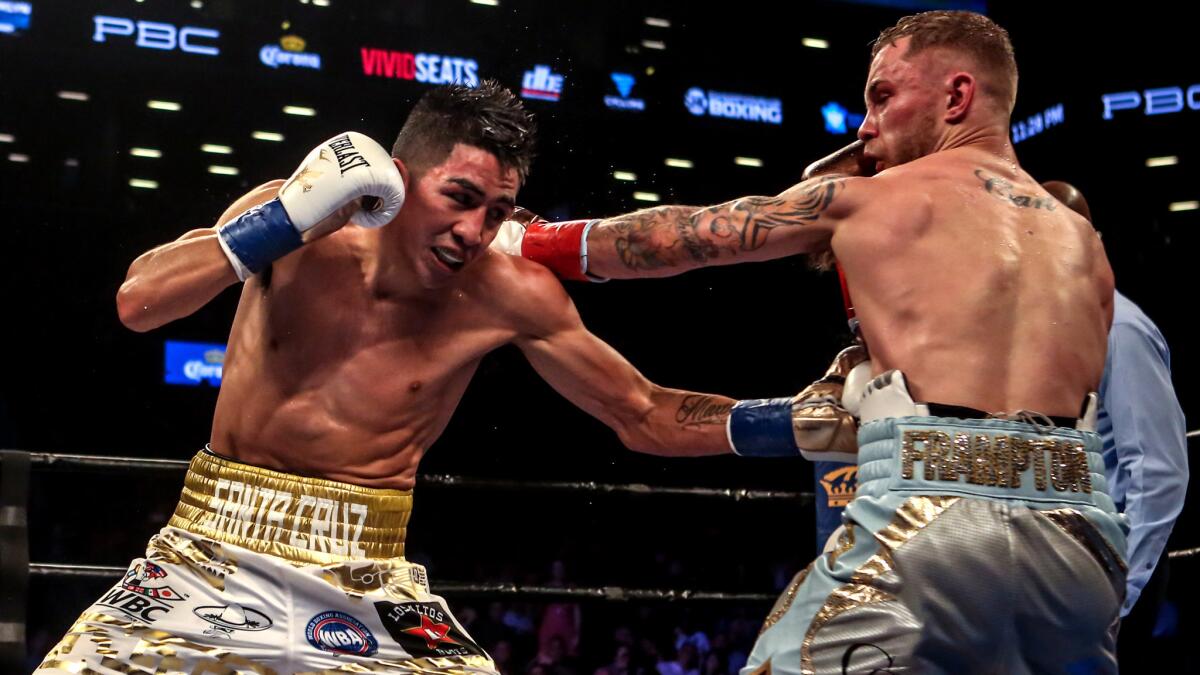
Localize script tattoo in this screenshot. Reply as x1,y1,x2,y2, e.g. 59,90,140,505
975,169,1058,210
676,395,734,429
606,177,844,271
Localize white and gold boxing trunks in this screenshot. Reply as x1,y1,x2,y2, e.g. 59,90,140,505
35,449,497,675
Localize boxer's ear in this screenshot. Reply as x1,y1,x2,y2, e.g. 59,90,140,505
393,157,411,191
944,72,976,124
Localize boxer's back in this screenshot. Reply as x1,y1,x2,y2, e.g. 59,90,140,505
834,147,1113,417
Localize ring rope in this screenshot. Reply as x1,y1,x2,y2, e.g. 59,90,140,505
27,563,777,602
26,452,813,503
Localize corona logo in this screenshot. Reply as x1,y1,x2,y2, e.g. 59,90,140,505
820,465,857,508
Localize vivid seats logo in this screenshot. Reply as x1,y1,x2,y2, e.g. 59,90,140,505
360,47,478,87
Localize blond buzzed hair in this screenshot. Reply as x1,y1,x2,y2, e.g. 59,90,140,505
873,10,1018,113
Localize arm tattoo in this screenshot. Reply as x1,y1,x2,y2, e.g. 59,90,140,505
604,177,843,271
976,169,1058,210
675,395,734,429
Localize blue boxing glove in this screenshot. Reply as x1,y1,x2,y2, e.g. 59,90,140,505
727,343,870,462
217,131,405,280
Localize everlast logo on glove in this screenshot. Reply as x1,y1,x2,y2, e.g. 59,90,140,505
374,601,485,658
328,134,371,175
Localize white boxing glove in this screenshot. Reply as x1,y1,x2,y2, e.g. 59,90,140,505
841,357,873,416
217,131,405,280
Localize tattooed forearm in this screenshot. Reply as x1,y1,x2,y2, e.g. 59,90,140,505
976,169,1058,210
606,206,702,271
676,395,734,429
599,177,844,272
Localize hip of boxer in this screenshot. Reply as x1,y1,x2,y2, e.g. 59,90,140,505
849,369,1127,554
36,449,497,674
169,447,414,564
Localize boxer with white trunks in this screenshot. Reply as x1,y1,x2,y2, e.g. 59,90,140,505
36,82,828,675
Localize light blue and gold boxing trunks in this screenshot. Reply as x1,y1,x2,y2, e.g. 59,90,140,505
745,372,1128,675
36,448,497,675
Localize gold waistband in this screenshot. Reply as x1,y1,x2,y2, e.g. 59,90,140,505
167,450,411,565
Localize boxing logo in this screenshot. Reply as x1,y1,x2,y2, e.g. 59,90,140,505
374,601,485,658
97,561,188,623
194,604,273,638
684,88,783,125
306,611,379,656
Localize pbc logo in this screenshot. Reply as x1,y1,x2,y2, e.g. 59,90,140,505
92,15,219,56
306,611,379,656
1102,84,1200,120
820,465,858,508
375,601,485,658
98,561,187,624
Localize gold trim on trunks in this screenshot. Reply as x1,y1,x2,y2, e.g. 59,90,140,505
800,496,958,674
1041,508,1129,577
167,450,412,566
759,565,812,635
38,612,279,674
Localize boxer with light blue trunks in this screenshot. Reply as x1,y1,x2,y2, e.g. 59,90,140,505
746,371,1126,674
493,10,1126,672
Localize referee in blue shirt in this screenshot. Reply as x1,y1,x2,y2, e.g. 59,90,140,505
1044,181,1188,663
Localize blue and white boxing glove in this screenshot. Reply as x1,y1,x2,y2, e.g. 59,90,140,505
217,131,405,281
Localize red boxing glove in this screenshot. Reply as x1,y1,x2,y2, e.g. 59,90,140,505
493,208,605,282
522,219,595,282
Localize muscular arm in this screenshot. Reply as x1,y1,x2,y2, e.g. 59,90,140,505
508,262,734,456
115,181,282,332
584,175,861,279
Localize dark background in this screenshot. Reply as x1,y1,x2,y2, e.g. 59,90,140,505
1,0,1196,671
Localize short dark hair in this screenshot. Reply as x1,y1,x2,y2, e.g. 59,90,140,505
392,80,537,183
873,11,1017,112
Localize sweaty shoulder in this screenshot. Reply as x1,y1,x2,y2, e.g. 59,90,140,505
469,250,575,335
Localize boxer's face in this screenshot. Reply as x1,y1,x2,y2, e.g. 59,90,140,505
394,143,519,289
858,37,941,171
